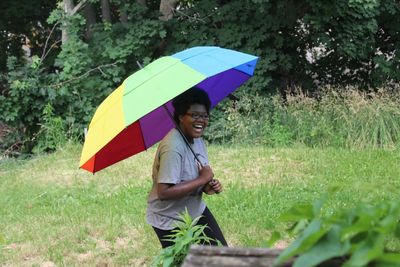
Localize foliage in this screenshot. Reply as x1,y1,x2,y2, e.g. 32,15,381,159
271,194,400,267
206,86,400,149
33,103,74,154
0,0,56,71
1,0,400,156
166,0,400,91
0,56,58,155
152,210,217,267
0,1,166,155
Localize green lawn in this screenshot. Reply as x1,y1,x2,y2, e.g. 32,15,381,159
1,143,399,266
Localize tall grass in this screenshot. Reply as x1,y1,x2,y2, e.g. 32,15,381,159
207,87,400,149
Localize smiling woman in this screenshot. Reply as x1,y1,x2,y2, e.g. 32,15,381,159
146,87,228,248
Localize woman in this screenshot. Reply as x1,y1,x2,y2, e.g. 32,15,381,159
146,87,227,248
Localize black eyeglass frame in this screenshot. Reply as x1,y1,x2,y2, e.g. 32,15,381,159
185,112,210,120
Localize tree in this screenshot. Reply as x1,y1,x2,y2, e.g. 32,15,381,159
1,0,399,155
100,0,112,23
0,0,56,71
159,0,178,21
164,0,400,91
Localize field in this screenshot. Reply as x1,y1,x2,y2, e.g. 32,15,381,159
1,143,399,266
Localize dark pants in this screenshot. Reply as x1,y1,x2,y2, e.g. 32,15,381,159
152,206,228,248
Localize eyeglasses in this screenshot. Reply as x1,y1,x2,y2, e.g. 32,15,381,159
185,112,210,120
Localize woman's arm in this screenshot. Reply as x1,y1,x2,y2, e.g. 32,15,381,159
157,165,214,200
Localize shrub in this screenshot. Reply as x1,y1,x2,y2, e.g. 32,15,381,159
152,210,218,267
270,195,400,267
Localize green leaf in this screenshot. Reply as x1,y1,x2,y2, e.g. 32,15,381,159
162,256,174,267
279,204,314,222
341,214,374,241
343,233,385,267
394,223,400,238
312,194,327,217
275,219,328,264
377,253,400,263
293,226,350,267
266,231,281,247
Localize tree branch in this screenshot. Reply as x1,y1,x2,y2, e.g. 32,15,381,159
71,0,89,16
174,9,211,23
41,22,60,63
42,39,62,62
51,61,118,88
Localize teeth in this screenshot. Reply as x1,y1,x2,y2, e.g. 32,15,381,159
194,124,203,129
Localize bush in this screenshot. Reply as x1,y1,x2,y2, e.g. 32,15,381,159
271,195,400,267
206,86,400,149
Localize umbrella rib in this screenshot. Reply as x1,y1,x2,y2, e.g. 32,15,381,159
137,119,147,151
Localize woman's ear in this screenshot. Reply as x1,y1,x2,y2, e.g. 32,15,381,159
178,115,183,123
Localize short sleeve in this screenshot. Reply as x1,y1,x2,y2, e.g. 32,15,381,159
157,149,182,184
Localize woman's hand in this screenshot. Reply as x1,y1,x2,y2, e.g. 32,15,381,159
209,179,223,193
198,165,214,184
203,179,223,195
157,165,214,200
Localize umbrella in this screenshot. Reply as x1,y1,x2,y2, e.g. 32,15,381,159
80,46,258,173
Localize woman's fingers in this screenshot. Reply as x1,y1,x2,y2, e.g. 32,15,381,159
210,179,223,193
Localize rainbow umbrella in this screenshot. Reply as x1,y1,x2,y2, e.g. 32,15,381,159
80,46,258,173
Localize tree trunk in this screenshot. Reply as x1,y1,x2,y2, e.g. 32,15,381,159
159,0,178,21
62,0,75,44
83,3,96,40
101,0,112,23
119,10,128,25
137,0,146,6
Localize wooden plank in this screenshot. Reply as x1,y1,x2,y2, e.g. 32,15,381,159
182,245,293,267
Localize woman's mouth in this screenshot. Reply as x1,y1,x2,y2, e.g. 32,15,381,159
193,124,204,133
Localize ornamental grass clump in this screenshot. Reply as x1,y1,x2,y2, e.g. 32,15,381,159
209,86,400,149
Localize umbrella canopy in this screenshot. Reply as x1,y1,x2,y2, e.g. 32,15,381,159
80,46,258,173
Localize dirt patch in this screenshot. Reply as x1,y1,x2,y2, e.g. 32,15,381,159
41,261,56,267
75,251,94,262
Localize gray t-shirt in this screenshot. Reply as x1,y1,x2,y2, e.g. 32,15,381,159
146,128,209,230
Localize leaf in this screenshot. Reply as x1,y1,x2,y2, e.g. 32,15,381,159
394,224,400,238
266,231,281,247
279,204,314,222
343,233,385,267
341,213,374,240
162,256,174,267
288,220,309,235
312,194,327,217
377,253,400,263
293,226,350,267
275,219,328,265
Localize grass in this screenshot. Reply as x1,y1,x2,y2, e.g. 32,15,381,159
0,142,399,266
208,87,400,149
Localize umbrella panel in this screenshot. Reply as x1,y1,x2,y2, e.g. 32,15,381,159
81,57,256,173
81,121,145,173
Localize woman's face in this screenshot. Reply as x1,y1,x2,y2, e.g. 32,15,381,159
179,104,209,141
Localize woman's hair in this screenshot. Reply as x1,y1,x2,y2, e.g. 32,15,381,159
172,87,211,124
